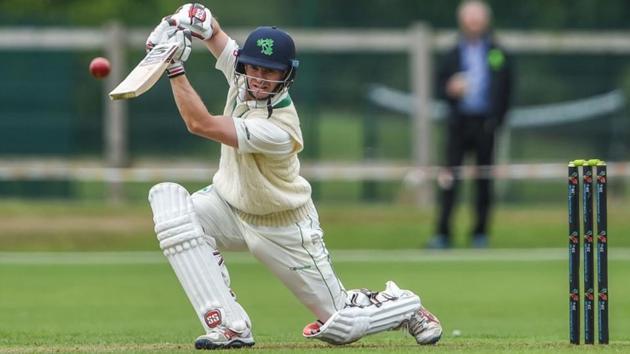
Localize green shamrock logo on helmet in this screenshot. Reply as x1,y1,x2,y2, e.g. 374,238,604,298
257,38,274,56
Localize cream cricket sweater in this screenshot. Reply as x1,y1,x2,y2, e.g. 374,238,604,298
212,86,314,227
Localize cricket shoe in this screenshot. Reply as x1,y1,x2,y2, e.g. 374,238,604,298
407,307,442,345
194,327,255,350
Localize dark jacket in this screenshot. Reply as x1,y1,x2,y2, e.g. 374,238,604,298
437,35,514,128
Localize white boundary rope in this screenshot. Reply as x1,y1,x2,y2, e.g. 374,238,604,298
2,249,630,265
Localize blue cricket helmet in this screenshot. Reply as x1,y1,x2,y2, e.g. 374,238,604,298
236,26,299,83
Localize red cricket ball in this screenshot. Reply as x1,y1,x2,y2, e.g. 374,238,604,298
89,57,111,79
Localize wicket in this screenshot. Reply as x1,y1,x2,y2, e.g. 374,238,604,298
567,159,608,345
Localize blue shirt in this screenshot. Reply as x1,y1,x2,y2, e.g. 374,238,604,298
458,39,491,115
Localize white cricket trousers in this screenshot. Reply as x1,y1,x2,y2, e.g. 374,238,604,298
191,185,346,322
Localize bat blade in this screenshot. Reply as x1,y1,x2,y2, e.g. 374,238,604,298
108,43,179,100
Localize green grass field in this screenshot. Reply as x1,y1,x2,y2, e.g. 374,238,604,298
1,201,629,353
1,251,629,353
2,199,630,251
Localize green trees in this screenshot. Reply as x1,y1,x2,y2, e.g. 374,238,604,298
2,0,630,29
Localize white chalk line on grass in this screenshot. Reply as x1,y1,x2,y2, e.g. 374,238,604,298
2,248,630,265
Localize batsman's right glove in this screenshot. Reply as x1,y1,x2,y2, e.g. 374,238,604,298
145,17,178,53
165,29,192,78
145,18,192,79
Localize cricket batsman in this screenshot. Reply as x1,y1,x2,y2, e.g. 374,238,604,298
146,3,442,349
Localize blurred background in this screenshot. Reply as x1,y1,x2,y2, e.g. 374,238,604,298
1,0,629,249
2,1,630,352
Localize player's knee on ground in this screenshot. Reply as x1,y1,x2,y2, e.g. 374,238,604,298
303,281,421,345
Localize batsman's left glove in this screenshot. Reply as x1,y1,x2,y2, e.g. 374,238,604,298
172,3,213,40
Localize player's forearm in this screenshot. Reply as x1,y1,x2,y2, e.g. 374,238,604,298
170,75,238,147
203,18,229,59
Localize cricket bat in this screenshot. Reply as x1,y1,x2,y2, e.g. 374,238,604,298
109,43,179,100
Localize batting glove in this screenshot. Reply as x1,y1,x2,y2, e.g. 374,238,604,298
166,29,192,78
172,3,213,40
145,17,178,53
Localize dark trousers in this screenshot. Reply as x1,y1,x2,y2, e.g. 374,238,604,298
436,115,496,240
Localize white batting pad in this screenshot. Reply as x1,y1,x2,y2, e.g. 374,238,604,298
304,281,421,345
148,182,251,334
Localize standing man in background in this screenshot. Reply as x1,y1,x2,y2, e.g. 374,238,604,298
427,0,514,249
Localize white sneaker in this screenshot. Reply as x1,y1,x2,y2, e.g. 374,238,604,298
194,327,255,350
408,307,442,345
